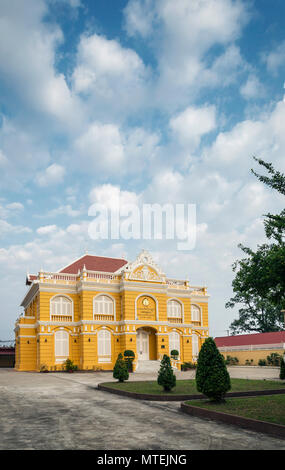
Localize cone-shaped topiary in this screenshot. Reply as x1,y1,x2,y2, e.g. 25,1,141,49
157,354,176,392
196,337,231,402
113,353,129,382
280,354,285,380
124,350,135,372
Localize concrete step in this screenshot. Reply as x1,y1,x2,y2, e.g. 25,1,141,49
135,360,161,373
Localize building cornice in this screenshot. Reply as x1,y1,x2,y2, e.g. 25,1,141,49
20,283,39,308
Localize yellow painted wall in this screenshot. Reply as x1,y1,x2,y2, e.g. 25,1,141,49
15,282,209,371
220,348,284,366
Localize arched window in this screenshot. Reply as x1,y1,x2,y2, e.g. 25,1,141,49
192,334,199,360
169,331,180,357
167,300,182,320
93,295,114,318
191,305,201,322
97,329,111,362
50,296,72,321
54,330,69,361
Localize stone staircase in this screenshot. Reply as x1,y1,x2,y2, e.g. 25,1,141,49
135,360,161,373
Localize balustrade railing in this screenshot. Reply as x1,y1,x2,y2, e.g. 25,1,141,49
93,314,114,322
51,315,73,322
167,317,183,324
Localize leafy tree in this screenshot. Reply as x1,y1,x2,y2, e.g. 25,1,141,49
157,354,176,392
113,353,129,382
226,158,285,334
196,337,231,402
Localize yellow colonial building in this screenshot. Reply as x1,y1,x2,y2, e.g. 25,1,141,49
15,250,209,372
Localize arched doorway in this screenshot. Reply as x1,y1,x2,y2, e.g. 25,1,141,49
136,327,157,361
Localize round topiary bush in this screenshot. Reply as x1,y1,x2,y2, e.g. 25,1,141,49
113,353,129,382
124,350,135,358
157,354,176,392
170,349,179,359
123,350,135,372
196,337,231,402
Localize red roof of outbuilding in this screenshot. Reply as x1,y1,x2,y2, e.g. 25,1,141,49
215,331,285,347
59,254,128,274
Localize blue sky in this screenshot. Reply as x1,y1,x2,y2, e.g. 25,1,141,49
0,0,285,340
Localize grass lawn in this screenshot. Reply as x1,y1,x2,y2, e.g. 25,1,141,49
185,394,285,426
101,378,285,396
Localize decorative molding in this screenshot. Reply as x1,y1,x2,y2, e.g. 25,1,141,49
134,293,159,321
123,250,166,283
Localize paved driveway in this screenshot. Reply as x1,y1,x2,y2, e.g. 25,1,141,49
0,368,284,450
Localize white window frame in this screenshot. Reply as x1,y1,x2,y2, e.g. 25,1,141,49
93,295,115,318
169,331,181,358
191,304,201,322
54,329,69,362
192,334,199,360
50,295,73,320
167,299,183,319
97,329,112,363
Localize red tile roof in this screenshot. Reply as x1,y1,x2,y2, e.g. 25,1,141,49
59,254,128,274
215,331,285,347
26,274,38,285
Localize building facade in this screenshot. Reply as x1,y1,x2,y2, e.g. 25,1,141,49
215,331,285,365
15,250,209,372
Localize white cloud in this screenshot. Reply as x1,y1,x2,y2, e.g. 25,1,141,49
240,74,266,100
124,0,250,108
0,0,83,127
89,184,139,211
72,33,149,116
204,99,285,176
263,40,285,75
75,122,124,173
124,0,155,37
74,122,160,177
0,117,51,188
36,163,65,187
170,105,216,149
46,204,81,218
0,220,31,237
36,225,57,235
6,202,24,211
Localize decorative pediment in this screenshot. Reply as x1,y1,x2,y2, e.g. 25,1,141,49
123,250,165,282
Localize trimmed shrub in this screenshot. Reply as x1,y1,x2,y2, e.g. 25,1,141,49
267,353,282,366
196,337,231,402
124,350,135,358
113,353,129,382
280,355,285,380
225,355,239,365
170,349,179,359
64,359,78,372
157,354,176,392
258,359,266,366
124,350,135,372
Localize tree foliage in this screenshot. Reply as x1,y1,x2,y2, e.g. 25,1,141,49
157,354,176,392
196,337,231,402
113,353,129,382
226,157,285,334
